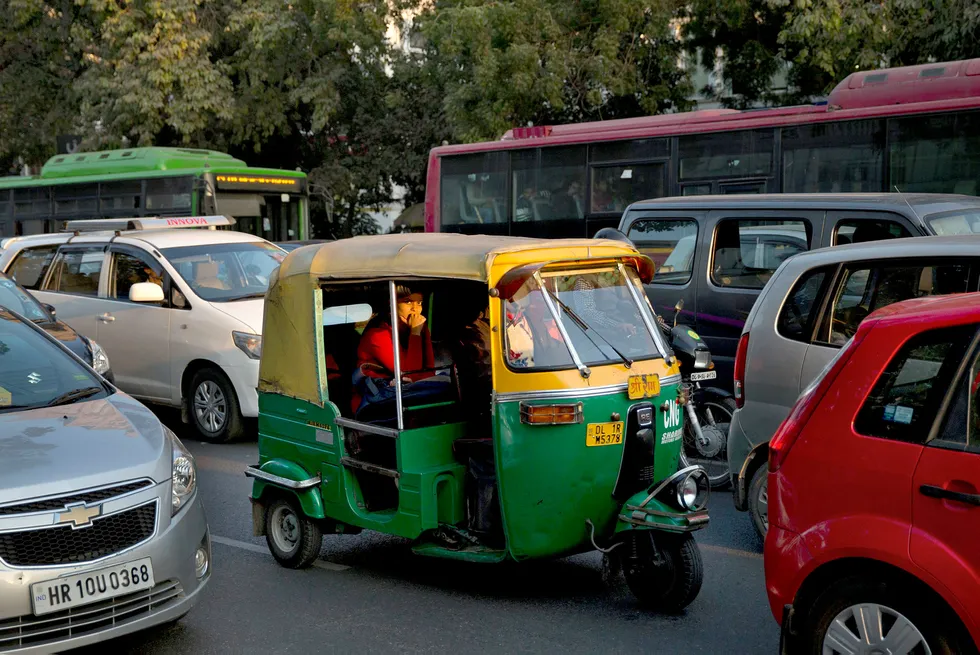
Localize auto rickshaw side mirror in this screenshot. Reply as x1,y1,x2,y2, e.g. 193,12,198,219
675,298,684,313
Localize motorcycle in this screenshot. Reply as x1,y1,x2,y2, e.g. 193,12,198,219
658,299,736,489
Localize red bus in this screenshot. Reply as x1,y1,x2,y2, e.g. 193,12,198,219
425,57,980,238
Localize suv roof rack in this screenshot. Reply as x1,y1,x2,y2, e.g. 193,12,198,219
62,215,236,233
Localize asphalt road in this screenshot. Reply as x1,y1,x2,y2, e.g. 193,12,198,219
77,410,779,655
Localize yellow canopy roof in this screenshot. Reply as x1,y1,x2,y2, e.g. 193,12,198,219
274,232,644,282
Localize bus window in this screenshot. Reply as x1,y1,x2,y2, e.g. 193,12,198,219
511,146,586,223
440,152,508,225
782,120,884,193
146,177,193,212
679,129,774,181
590,163,666,214
889,112,980,194
100,180,142,215
590,138,669,163
54,184,99,218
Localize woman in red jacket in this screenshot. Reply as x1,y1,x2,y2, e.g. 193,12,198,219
351,285,435,415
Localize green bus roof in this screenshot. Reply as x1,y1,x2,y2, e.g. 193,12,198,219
0,147,306,188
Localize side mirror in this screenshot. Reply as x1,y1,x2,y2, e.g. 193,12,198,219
43,303,57,320
130,282,165,303
674,298,684,312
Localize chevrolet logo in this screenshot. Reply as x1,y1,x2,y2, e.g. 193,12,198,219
57,503,101,529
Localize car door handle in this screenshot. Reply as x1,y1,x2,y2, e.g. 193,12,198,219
919,484,980,507
98,313,115,323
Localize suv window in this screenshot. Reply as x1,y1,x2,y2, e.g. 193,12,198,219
626,219,698,285
111,250,165,302
44,248,105,296
777,267,829,342
7,245,58,290
711,219,809,289
834,219,913,245
820,263,972,346
856,325,976,443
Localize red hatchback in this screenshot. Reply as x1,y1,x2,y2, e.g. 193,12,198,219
765,293,980,655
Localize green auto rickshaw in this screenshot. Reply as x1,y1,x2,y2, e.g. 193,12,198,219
246,233,710,610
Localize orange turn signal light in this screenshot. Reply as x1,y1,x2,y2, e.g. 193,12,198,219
520,402,584,425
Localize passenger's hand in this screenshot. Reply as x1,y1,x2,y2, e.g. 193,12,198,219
408,312,426,334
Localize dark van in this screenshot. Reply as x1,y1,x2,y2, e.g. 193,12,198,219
617,193,980,390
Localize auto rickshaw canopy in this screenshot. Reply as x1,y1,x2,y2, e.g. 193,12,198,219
258,233,654,406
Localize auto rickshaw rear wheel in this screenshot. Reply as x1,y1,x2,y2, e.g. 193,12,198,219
622,532,703,612
265,497,323,569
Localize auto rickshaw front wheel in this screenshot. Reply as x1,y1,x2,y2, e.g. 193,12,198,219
622,532,703,612
265,497,323,569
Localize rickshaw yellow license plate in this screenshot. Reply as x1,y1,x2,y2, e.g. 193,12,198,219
587,422,624,447
628,374,660,400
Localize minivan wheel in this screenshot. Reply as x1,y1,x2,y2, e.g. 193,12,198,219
265,498,322,569
189,368,244,443
802,577,971,655
748,463,769,539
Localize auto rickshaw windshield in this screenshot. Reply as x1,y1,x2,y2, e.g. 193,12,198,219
504,264,667,371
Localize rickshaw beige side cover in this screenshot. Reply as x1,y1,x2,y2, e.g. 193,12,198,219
258,233,653,407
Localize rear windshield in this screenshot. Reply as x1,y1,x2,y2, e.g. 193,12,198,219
0,309,107,413
925,209,980,236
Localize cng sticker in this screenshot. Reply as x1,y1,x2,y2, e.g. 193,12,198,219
663,398,681,430
0,387,9,407
687,329,700,340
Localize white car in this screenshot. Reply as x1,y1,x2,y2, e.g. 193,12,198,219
0,216,285,442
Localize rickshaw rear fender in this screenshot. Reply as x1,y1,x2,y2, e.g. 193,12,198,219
248,459,325,532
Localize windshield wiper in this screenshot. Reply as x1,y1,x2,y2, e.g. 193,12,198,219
45,386,103,408
540,287,634,368
225,292,266,302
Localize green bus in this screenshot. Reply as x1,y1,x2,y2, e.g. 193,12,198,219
0,147,310,241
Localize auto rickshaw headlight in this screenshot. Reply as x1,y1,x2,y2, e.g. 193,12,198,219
676,469,710,511
694,350,711,370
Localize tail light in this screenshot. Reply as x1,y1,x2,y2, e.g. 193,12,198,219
733,333,749,408
769,331,866,472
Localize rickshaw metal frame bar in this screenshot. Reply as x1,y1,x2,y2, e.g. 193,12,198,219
619,262,670,359
532,271,590,378
334,417,400,439
626,506,710,522
617,514,710,532
636,465,705,508
340,456,400,479
389,280,405,430
244,465,321,490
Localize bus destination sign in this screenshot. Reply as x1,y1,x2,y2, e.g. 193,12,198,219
214,174,305,193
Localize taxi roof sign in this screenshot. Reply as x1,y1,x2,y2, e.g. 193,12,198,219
63,215,236,232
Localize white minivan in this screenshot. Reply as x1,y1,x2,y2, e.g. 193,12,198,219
0,216,285,442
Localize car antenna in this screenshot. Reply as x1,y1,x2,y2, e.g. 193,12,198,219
894,185,924,225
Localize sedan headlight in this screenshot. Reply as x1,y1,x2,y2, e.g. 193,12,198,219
166,427,197,516
87,338,111,375
233,331,262,359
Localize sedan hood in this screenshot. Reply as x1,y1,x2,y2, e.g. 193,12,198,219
0,394,171,505
208,298,264,334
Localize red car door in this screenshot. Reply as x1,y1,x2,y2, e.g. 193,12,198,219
910,351,980,641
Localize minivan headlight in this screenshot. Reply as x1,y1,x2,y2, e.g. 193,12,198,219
233,331,262,359
87,338,111,375
166,427,197,515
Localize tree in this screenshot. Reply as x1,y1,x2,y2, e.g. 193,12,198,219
415,0,694,142
0,0,97,167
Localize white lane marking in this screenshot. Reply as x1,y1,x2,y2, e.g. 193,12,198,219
211,535,351,571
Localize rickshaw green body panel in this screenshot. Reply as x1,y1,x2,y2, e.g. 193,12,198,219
494,381,682,560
